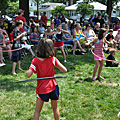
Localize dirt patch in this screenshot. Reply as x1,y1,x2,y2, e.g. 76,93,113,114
100,81,120,86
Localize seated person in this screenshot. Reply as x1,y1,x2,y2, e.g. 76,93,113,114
106,29,117,48
84,24,96,52
93,22,100,37
106,49,119,67
115,29,120,49
0,26,12,61
30,26,40,45
72,23,89,52
63,24,86,55
38,22,45,38
0,29,6,66
73,23,86,44
45,27,54,41
30,26,40,53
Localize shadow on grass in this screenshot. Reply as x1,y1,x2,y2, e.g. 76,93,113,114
75,77,93,83
0,78,35,92
75,78,83,83
83,78,93,82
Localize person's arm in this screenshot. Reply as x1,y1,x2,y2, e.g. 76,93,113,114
14,32,27,41
27,69,33,78
56,59,67,73
87,37,98,45
91,19,95,27
104,38,113,45
24,22,29,28
61,29,69,34
2,35,6,48
63,36,71,40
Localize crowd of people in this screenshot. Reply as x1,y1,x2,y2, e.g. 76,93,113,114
0,9,120,120
0,10,120,71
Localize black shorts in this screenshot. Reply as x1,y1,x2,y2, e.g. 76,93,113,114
37,85,60,102
11,50,21,62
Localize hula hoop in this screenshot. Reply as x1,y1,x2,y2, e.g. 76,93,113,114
91,47,120,63
0,41,13,45
0,42,27,52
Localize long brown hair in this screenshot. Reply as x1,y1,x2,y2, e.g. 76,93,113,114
37,38,55,58
98,28,107,40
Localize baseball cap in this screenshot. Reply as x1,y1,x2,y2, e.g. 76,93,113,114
18,9,24,14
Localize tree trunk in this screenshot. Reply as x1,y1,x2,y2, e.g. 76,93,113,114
106,0,112,21
69,0,73,6
19,0,29,24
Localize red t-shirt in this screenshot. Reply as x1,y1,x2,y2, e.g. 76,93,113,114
29,57,57,94
14,16,26,32
41,15,47,25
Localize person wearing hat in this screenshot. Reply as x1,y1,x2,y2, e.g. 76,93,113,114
14,9,29,33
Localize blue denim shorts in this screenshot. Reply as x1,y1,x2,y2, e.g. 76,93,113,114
11,50,21,62
37,85,60,102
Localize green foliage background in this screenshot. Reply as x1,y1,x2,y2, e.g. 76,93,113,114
76,3,94,16
51,5,69,17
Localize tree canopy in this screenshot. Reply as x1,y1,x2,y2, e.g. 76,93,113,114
6,2,19,15
76,3,94,16
51,5,69,16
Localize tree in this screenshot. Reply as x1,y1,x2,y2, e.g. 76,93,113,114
83,0,119,19
0,0,18,14
51,5,69,16
19,0,29,23
6,2,19,15
76,3,94,16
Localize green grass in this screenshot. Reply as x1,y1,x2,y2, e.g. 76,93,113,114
0,51,120,120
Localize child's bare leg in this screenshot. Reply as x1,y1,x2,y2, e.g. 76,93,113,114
113,41,117,48
12,62,16,74
29,48,35,57
97,60,103,78
51,100,60,120
77,40,86,52
54,48,57,56
17,60,23,70
61,47,66,61
7,45,12,60
73,41,77,55
92,60,99,80
0,47,3,63
33,99,44,120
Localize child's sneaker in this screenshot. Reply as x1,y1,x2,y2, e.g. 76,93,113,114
0,63,6,67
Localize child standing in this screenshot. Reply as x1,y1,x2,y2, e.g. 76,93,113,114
27,38,67,120
54,23,69,62
11,20,26,74
88,28,112,81
106,49,119,67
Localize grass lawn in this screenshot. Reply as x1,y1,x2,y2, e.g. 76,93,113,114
0,50,120,120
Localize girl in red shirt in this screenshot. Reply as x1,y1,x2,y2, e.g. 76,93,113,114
27,38,67,120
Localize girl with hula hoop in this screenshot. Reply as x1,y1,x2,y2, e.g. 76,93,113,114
88,28,113,81
27,38,67,120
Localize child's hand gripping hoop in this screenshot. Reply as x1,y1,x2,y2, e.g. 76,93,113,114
91,47,120,63
0,41,27,52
